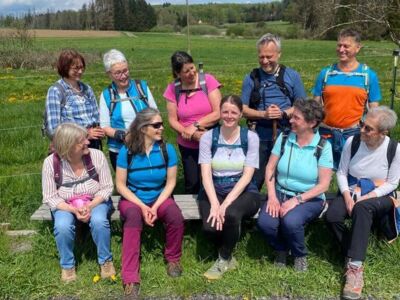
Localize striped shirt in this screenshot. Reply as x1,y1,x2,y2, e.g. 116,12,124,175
45,79,100,136
42,149,113,209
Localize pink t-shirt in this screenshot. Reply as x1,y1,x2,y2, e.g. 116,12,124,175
163,73,221,149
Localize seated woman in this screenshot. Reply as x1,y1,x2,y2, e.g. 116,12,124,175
257,99,333,272
42,123,115,282
198,95,262,280
164,50,222,194
99,49,158,170
116,108,184,298
326,106,400,300
44,49,104,149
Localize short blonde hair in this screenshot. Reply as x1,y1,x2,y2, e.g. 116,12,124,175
53,123,87,160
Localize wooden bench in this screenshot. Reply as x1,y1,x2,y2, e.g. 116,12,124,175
30,193,337,221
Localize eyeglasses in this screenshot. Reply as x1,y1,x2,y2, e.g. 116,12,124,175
360,122,376,133
71,65,85,72
111,68,129,79
146,122,164,129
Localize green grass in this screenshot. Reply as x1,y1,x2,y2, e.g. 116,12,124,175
1,33,400,299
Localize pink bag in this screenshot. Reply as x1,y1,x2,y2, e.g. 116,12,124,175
66,194,93,208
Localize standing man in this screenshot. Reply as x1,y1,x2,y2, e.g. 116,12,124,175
241,33,306,190
313,28,381,168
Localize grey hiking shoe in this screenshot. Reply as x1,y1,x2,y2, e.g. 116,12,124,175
61,267,76,283
342,264,364,300
203,256,238,280
274,251,287,268
124,283,140,300
294,256,308,272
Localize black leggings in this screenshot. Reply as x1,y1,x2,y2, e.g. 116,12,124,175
178,145,200,194
198,189,261,260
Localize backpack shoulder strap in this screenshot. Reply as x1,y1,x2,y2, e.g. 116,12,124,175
279,129,290,158
240,127,249,156
350,134,361,160
107,84,118,117
198,63,208,96
134,79,149,105
249,68,261,109
160,142,169,171
53,153,63,188
211,125,221,158
53,82,67,107
315,137,327,162
276,65,291,102
174,78,182,106
82,152,99,182
387,138,398,168
127,151,134,171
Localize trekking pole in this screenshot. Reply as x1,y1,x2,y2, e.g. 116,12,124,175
272,120,278,143
390,49,400,110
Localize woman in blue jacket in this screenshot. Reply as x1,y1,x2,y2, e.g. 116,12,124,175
99,49,158,170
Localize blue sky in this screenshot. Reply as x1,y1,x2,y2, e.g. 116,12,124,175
0,0,273,16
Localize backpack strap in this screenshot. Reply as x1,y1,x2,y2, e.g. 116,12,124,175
249,68,261,109
53,153,63,188
279,129,290,158
134,79,149,105
108,84,118,117
174,78,182,106
386,138,398,168
314,137,327,162
211,126,221,158
198,63,208,96
239,127,249,156
275,65,292,103
53,82,67,108
82,153,99,182
127,142,169,173
350,134,361,160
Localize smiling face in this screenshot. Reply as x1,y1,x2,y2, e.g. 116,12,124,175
336,36,361,64
220,101,242,129
69,134,90,160
67,58,85,82
360,116,385,146
258,42,281,74
177,63,197,85
109,62,130,90
142,114,164,143
289,108,316,134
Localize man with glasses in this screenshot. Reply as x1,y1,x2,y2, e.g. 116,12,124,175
313,28,381,168
99,49,157,170
241,33,306,190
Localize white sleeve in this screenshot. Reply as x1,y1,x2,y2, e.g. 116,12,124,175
99,92,111,128
147,87,158,109
336,137,353,193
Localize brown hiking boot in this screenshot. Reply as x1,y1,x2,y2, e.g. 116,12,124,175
100,260,116,279
124,283,140,300
61,267,76,283
167,261,183,278
343,264,364,300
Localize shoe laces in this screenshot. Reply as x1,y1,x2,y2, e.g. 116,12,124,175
124,283,139,296
345,265,363,287
102,261,112,272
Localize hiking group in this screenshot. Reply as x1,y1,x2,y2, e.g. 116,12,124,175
41,28,400,300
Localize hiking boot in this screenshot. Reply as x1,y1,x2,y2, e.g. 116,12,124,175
167,261,183,278
61,267,76,283
203,256,238,280
124,283,140,300
100,260,116,279
294,256,308,272
342,264,364,300
274,251,287,268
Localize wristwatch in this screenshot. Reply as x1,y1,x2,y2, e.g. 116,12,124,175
193,121,200,129
296,194,305,204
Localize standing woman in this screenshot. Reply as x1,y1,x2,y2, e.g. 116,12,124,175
116,108,184,298
198,95,262,280
44,49,104,149
99,49,158,170
42,123,115,282
164,51,222,194
257,99,333,271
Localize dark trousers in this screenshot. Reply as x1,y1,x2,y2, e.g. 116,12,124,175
178,145,200,194
109,151,118,171
89,139,102,150
253,140,274,190
198,189,261,260
326,195,394,261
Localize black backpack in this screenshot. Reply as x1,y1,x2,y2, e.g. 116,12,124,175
211,125,249,158
248,65,292,110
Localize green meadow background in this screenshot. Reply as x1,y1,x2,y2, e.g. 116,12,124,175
1,32,400,299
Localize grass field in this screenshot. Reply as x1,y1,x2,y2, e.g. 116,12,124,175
1,32,400,299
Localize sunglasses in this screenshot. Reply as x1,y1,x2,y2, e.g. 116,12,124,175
360,121,376,133
146,122,164,129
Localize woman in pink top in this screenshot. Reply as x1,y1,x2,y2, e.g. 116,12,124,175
163,51,222,194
